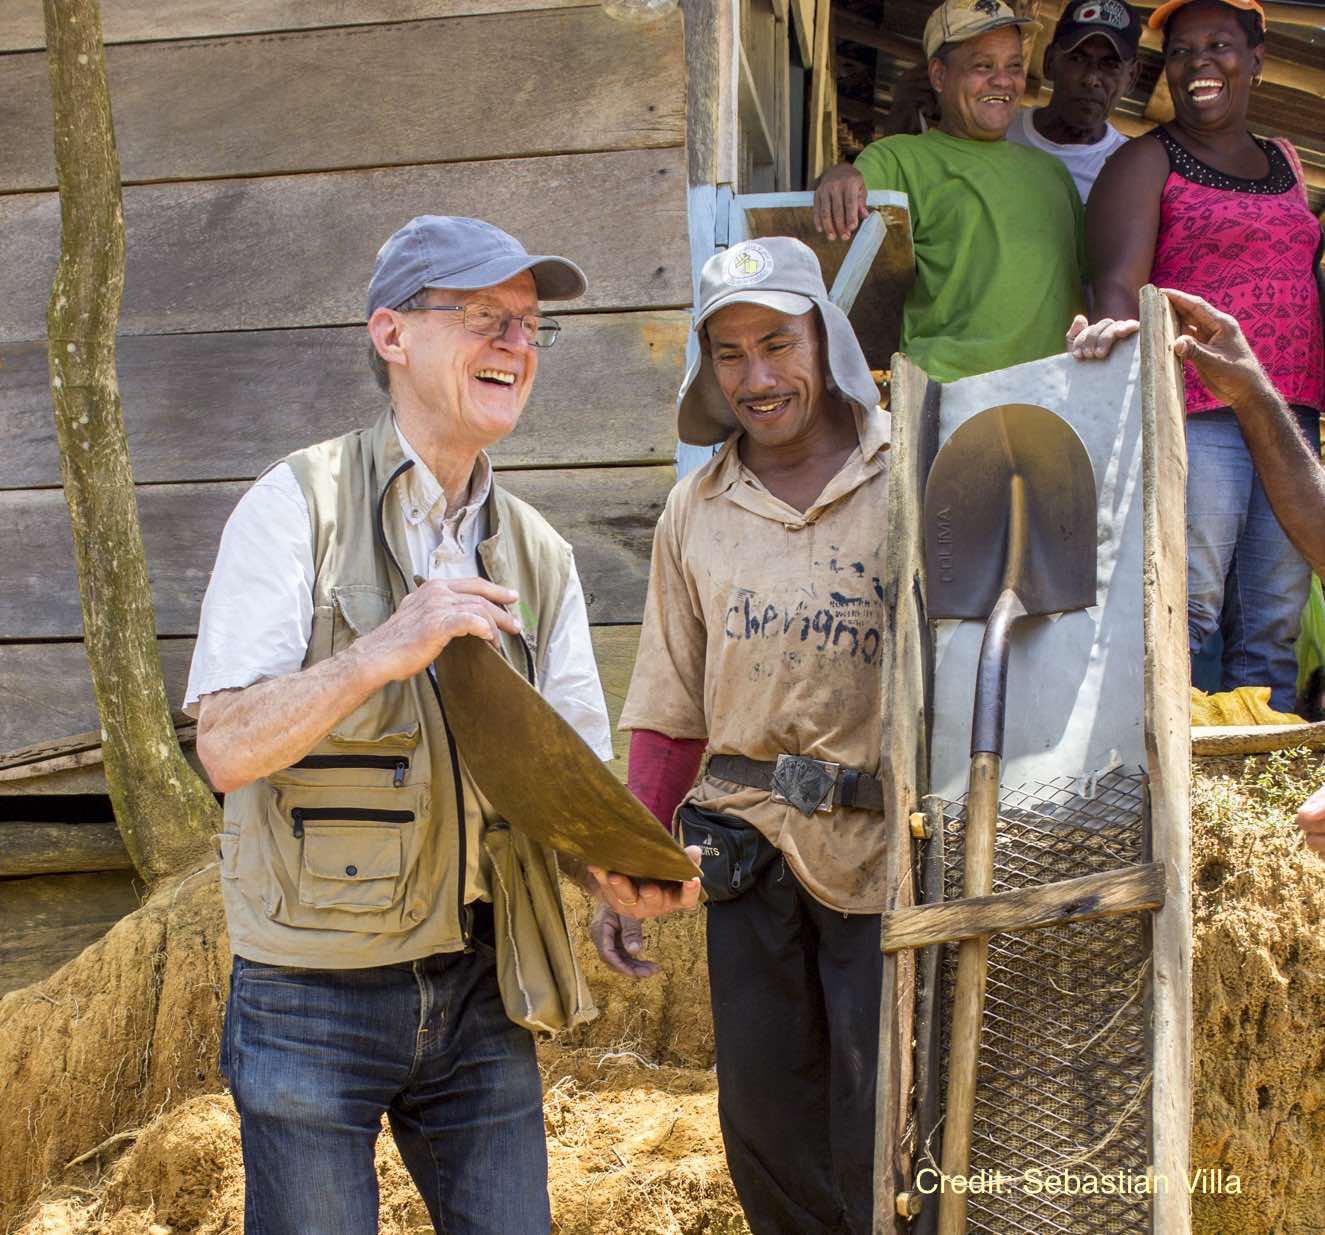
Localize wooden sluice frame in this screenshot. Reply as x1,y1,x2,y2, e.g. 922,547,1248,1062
872,286,1193,1234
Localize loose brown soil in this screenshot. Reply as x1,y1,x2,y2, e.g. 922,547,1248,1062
6,753,1324,1234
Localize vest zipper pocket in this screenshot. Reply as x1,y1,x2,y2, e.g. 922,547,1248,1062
290,806,416,839
290,754,410,787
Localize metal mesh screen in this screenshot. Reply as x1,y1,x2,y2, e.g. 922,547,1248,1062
931,767,1153,1234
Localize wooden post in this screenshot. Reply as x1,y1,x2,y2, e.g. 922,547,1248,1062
911,796,946,1235
809,0,831,181
873,354,940,1234
685,0,727,188
1138,283,1193,1235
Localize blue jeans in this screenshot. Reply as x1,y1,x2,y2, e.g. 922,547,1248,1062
1186,408,1320,713
221,936,549,1235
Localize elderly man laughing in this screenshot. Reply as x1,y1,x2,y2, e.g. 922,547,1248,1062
187,215,697,1235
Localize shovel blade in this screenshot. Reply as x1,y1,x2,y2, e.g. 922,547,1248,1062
924,403,1097,620
434,636,699,883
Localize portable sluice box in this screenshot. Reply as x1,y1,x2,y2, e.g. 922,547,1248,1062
872,287,1191,1235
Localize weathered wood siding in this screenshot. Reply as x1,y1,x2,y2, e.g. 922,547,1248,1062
0,0,687,782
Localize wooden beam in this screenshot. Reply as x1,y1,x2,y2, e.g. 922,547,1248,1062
774,12,791,189
738,195,914,370
872,354,941,1235
0,736,185,784
0,0,597,50
880,862,1166,953
0,148,692,341
1027,0,1066,81
1139,283,1194,1235
685,0,724,186
1192,720,1325,757
1,10,684,192
809,0,832,181
718,0,742,187
738,39,776,164
0,824,133,877
0,313,686,489
833,12,922,62
789,0,813,66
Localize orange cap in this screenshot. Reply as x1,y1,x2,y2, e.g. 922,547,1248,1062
1147,0,1266,31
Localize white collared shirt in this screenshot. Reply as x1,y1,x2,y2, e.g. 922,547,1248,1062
185,419,613,761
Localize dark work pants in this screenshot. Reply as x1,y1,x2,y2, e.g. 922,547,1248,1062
706,842,883,1235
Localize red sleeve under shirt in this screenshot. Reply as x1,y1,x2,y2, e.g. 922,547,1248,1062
627,729,706,829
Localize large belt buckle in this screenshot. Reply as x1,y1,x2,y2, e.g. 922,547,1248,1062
771,754,840,817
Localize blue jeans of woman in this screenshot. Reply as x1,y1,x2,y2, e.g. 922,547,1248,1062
221,921,549,1235
1186,408,1320,713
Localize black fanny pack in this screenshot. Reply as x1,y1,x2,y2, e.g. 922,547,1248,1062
675,803,776,903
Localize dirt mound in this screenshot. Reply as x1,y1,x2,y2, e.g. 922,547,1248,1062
13,1071,745,1235
1189,748,1325,1235
0,869,229,1232
8,753,1325,1235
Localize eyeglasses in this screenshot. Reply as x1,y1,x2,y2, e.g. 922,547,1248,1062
401,303,561,349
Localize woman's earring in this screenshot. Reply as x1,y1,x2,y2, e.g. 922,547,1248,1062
1252,72,1263,87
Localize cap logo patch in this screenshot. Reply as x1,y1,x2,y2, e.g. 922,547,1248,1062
973,0,1003,14
723,242,774,286
1070,0,1129,28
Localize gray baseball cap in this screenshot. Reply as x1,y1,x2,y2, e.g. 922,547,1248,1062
366,216,587,316
677,237,882,446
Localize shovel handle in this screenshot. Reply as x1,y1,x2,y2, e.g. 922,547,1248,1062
937,750,1001,1235
971,584,1026,758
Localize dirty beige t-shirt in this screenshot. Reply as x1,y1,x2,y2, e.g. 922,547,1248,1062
620,410,892,912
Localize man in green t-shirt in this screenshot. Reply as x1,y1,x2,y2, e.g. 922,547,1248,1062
813,0,1087,383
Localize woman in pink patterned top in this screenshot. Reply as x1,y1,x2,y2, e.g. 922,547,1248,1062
1071,0,1324,712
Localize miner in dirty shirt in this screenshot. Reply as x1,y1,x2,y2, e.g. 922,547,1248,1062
609,236,890,1235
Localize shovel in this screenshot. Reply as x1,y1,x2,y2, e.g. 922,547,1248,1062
922,403,1097,1235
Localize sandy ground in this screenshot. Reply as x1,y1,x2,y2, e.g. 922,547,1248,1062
6,750,1325,1235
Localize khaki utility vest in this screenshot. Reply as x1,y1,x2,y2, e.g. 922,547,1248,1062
216,410,596,1034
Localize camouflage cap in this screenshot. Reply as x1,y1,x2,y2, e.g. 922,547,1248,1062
923,0,1036,59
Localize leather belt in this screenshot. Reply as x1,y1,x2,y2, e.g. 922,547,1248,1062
707,753,885,816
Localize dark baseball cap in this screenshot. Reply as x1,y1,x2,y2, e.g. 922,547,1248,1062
1053,0,1142,58
366,215,587,317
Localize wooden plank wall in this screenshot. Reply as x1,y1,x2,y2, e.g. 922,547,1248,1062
0,0,687,784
